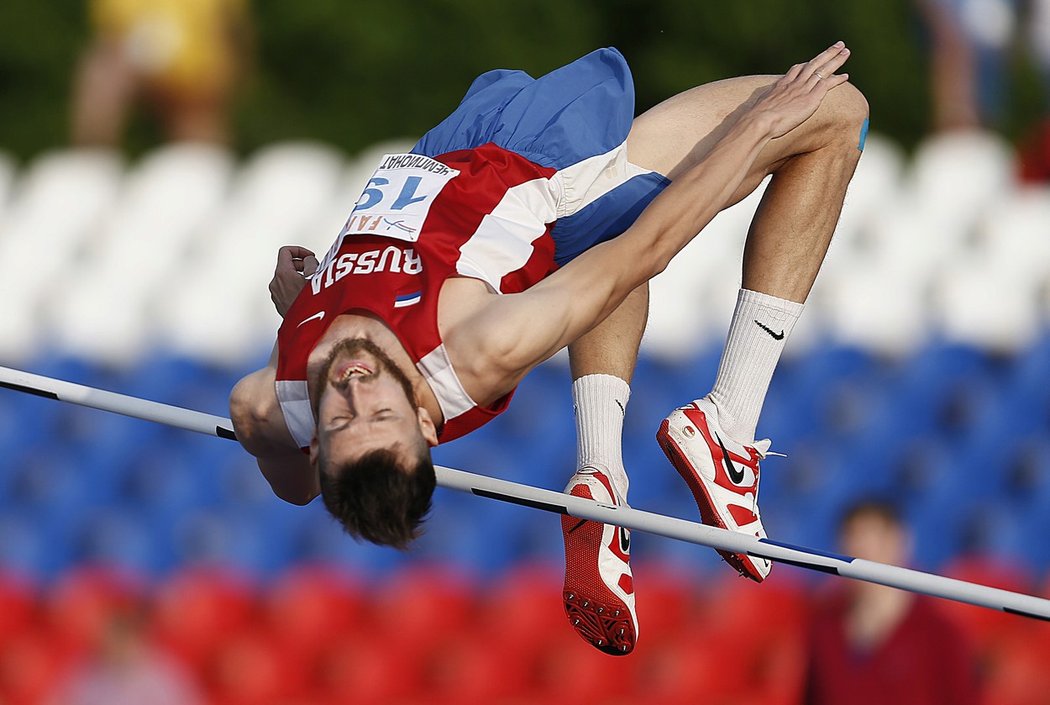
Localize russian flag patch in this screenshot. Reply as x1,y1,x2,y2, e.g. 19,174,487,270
394,291,422,308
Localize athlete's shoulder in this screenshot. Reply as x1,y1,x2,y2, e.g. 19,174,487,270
229,366,297,455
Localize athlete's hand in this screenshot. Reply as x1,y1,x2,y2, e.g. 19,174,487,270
269,245,319,318
750,41,852,140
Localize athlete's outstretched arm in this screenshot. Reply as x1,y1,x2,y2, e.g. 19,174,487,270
463,44,852,385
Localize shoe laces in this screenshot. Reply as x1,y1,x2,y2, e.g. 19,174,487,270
752,439,787,460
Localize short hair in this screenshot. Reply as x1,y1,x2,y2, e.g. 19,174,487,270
317,447,436,550
838,497,903,532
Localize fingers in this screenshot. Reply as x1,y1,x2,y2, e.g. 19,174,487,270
279,245,316,259
800,41,850,82
276,245,318,276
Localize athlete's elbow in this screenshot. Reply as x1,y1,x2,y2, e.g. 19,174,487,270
229,392,266,454
274,485,318,506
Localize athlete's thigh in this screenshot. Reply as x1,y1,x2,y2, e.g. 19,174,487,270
626,74,833,193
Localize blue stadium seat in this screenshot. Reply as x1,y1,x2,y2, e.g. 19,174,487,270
165,505,288,579
292,504,407,576
0,509,53,579
71,506,170,575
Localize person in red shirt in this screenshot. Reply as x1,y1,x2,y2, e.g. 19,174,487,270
803,499,980,705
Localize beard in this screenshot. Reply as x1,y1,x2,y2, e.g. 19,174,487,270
309,338,418,420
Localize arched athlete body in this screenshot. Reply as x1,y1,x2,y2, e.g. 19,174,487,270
230,43,868,654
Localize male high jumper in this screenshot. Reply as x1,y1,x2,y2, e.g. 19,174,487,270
230,43,867,654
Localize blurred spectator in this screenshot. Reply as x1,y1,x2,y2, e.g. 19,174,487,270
71,0,251,147
46,607,204,705
803,499,980,705
917,0,1050,180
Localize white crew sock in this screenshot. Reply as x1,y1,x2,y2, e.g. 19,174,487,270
572,374,630,497
706,288,804,444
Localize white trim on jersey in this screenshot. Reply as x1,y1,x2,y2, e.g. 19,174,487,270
417,345,476,422
275,380,314,449
454,141,655,293
455,177,559,293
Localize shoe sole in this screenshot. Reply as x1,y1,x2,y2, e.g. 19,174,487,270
657,419,766,583
561,484,636,655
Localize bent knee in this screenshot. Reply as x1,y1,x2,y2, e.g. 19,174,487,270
822,82,870,146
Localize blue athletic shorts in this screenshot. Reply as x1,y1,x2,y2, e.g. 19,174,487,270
412,48,671,265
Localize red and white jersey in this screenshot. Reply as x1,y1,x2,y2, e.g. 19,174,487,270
275,148,562,448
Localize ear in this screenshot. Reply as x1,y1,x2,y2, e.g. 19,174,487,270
417,407,439,447
308,434,320,465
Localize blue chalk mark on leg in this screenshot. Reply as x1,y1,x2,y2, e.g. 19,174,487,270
857,117,869,152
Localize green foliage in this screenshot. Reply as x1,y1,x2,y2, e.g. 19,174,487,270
0,0,86,158
0,0,1037,160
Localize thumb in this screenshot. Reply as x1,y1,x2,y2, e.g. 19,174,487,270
303,255,320,277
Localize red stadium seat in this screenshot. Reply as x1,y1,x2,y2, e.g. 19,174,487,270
261,564,366,661
0,631,68,705
150,567,257,667
203,626,302,705
0,572,37,642
527,620,636,703
366,563,476,656
42,565,144,657
418,630,531,705
630,562,704,643
475,562,566,658
699,573,810,705
978,627,1050,705
312,631,422,705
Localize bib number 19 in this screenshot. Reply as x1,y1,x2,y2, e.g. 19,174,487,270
342,154,459,243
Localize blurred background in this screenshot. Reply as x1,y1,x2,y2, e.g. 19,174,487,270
1,0,1050,703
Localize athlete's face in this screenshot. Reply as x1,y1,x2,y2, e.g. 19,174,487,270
309,339,437,469
839,512,910,566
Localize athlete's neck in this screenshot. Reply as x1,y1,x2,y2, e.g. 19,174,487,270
306,312,444,426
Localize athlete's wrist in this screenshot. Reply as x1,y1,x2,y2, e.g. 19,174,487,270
732,111,778,145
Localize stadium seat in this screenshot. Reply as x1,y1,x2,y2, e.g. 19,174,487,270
260,564,366,659
474,562,565,654
819,261,929,354
0,630,68,705
0,150,124,360
418,628,533,705
202,625,302,705
42,565,144,656
0,572,36,642
977,189,1050,286
979,627,1050,705
933,255,1043,351
151,567,258,667
367,563,477,655
292,503,407,574
311,630,422,705
71,507,172,576
908,130,1017,236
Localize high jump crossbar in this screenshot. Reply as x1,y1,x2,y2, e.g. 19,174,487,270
2,363,1049,621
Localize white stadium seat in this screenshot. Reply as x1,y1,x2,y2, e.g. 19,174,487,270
975,187,1050,285
933,254,1043,351
908,130,1017,237
0,149,123,362
3,130,1045,365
